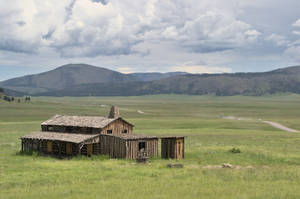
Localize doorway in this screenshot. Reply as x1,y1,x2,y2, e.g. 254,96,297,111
138,141,146,152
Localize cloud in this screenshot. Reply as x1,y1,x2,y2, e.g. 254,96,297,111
292,19,300,27
285,45,300,62
292,31,300,36
0,0,299,75
265,34,289,46
173,65,232,74
118,67,134,74
0,0,262,57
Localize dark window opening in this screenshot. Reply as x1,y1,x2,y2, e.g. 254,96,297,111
107,130,112,134
138,142,146,152
66,126,72,133
47,126,53,131
122,129,128,134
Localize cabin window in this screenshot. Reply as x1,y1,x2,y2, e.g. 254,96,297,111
122,129,128,134
107,130,112,134
138,142,146,151
47,126,53,131
66,126,72,133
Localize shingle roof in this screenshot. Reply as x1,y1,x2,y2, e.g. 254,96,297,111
20,131,100,144
101,134,158,140
41,115,133,129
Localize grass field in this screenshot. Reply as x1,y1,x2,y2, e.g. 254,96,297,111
1,94,300,199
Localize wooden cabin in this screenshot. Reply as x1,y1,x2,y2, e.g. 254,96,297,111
161,136,185,160
19,105,186,160
20,132,100,156
100,134,158,159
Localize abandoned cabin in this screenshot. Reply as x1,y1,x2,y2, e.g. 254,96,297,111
20,106,185,160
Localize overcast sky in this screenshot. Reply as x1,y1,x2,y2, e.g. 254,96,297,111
0,0,300,80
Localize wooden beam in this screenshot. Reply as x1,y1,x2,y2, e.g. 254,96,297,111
58,142,61,158
21,139,24,153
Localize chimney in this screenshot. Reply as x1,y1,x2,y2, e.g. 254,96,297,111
108,105,120,118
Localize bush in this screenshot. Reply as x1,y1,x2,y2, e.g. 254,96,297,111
229,147,241,153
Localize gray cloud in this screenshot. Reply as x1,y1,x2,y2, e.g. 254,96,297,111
91,0,109,5
0,0,299,75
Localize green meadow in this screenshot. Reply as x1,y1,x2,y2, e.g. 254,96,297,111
1,94,300,199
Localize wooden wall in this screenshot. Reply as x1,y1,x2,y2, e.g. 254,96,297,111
161,138,184,160
41,125,101,134
99,135,158,159
99,135,126,158
101,119,133,135
21,139,100,157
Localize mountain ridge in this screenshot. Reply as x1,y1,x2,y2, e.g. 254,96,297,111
1,64,299,96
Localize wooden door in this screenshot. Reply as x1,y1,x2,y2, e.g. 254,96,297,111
87,144,93,156
175,139,183,160
66,143,72,155
47,141,52,153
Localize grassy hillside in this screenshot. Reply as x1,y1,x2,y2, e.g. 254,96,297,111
40,65,300,96
0,64,188,95
0,64,136,94
1,94,300,198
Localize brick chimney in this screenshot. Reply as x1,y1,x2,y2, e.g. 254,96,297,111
108,105,120,118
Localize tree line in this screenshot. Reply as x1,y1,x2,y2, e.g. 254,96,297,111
0,87,31,102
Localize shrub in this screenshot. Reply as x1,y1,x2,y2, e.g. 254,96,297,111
229,147,241,153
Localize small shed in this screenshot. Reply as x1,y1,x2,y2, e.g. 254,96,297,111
20,132,101,157
100,134,158,159
161,136,185,160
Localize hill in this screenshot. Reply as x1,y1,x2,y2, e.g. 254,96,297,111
0,87,4,98
0,64,187,95
38,65,300,96
128,72,188,81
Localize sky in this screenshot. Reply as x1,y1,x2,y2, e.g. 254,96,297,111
0,0,300,81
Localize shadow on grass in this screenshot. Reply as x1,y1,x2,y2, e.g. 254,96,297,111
15,150,110,161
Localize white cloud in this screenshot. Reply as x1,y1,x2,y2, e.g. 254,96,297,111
0,0,262,57
292,19,300,27
0,0,299,75
118,67,134,74
173,65,232,74
292,31,300,36
285,45,300,62
265,34,289,46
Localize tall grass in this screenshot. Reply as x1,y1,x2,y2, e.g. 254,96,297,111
1,94,300,198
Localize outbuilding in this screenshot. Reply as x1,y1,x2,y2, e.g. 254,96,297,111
100,134,159,159
161,136,185,160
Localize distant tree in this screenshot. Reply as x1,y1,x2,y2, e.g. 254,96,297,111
3,96,11,102
25,96,31,102
0,87,3,93
11,97,14,102
17,99,21,103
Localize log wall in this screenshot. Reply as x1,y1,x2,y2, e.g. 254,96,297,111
100,135,158,159
101,119,133,135
161,138,184,160
41,125,102,134
21,138,100,157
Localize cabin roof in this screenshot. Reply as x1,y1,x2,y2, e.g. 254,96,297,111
159,136,185,139
20,131,100,144
102,133,158,140
41,115,133,129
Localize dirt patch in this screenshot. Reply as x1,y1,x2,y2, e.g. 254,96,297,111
137,110,145,114
221,115,299,133
262,121,299,133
